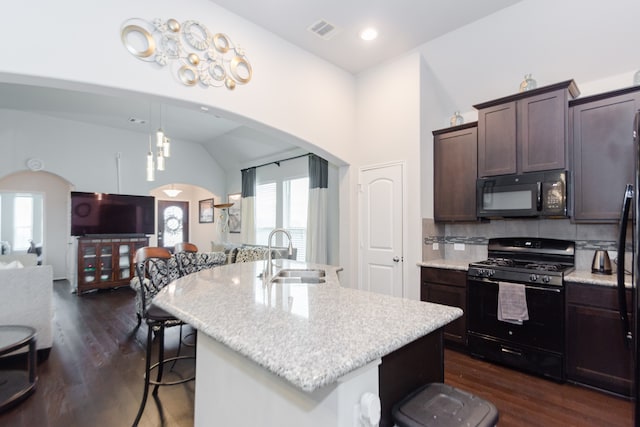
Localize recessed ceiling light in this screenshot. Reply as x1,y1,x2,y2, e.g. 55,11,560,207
359,27,378,41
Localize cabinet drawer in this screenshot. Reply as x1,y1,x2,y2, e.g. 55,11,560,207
566,282,631,310
421,267,466,287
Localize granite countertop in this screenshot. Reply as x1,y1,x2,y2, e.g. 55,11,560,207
564,269,632,288
153,259,462,393
417,259,470,271
419,259,632,288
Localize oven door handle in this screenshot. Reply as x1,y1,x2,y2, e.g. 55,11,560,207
526,284,561,293
469,278,562,293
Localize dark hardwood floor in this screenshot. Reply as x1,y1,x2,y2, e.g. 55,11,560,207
445,348,633,426
0,279,633,426
0,280,195,427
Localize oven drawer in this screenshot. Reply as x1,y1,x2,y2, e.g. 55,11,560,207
468,333,564,381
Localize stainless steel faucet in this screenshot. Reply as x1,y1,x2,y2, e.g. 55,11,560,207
265,228,293,278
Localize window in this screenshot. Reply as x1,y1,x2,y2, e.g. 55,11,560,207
255,176,308,261
283,177,308,261
256,182,276,245
14,195,33,250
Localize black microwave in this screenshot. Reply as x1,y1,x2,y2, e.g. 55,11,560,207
476,170,568,218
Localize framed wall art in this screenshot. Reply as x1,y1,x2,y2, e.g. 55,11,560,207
228,193,241,233
199,198,214,223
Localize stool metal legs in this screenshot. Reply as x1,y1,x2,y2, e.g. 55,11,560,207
132,323,196,427
133,323,156,426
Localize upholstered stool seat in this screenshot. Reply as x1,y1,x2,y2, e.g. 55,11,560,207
392,383,498,427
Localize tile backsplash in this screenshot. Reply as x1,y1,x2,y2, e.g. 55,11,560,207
422,218,631,272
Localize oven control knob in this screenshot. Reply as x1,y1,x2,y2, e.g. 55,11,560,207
488,269,495,277
529,274,539,282
542,275,551,283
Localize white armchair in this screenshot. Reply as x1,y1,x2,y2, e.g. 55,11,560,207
0,255,53,359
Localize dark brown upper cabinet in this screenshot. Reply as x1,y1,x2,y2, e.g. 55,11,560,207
475,80,580,177
433,123,478,222
570,86,640,222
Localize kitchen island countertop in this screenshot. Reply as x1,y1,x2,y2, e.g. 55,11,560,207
153,259,462,393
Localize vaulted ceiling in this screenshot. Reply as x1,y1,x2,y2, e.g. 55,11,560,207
1,1,523,172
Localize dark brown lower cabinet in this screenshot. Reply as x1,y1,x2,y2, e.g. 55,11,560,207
421,267,467,347
378,329,443,427
565,282,633,397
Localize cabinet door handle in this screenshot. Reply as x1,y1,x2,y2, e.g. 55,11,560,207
393,256,400,262
536,182,543,211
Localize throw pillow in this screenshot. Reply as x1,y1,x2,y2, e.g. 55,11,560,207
0,260,24,269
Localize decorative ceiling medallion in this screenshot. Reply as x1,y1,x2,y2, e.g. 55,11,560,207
26,158,44,171
120,18,252,90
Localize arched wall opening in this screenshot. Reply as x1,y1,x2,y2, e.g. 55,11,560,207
0,170,73,279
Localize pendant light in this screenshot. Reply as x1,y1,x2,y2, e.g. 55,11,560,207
146,135,155,181
162,184,182,198
163,136,171,157
156,128,165,148
156,148,165,171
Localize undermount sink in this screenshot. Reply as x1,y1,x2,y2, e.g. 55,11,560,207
270,269,326,284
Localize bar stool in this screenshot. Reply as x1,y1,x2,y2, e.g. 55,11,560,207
392,383,498,427
174,242,199,276
132,247,195,427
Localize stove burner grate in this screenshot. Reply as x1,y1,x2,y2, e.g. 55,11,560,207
486,258,515,267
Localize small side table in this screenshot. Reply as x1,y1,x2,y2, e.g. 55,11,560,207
0,325,37,412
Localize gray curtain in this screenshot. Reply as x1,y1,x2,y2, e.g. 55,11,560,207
306,155,328,263
241,167,256,244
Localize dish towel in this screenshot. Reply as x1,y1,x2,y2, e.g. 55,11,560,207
497,281,529,325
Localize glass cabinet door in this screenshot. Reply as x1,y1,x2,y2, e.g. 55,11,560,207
81,245,97,284
99,245,113,282
118,244,131,280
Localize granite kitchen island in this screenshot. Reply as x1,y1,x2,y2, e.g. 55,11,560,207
153,259,462,427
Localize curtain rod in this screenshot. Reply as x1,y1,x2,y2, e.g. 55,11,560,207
241,153,311,172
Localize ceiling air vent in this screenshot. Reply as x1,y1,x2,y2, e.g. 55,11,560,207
128,117,147,125
307,19,340,40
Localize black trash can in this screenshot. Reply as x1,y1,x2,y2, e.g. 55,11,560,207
392,383,499,427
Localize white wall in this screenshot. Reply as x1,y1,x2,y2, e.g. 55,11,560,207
0,0,356,165
0,109,228,196
353,53,423,299
414,0,640,125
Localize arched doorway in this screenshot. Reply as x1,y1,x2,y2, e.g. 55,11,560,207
0,170,72,279
150,184,220,253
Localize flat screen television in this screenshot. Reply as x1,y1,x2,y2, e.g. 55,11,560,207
70,191,155,236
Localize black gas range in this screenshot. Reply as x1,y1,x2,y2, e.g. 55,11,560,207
468,237,575,286
467,237,575,382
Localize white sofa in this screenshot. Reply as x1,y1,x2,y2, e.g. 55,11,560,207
0,254,53,358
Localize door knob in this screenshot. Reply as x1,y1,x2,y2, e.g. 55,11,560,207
393,256,400,262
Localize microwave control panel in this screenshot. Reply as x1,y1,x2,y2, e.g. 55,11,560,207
543,181,565,212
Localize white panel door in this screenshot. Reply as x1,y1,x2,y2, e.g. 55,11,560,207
359,163,403,297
